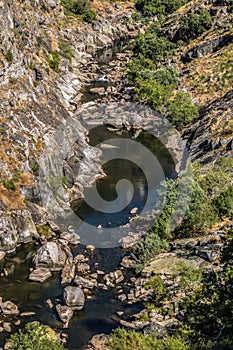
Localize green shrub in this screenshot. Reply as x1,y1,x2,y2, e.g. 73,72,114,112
6,322,66,350
212,186,233,218
3,179,17,191
133,32,176,63
166,92,199,130
59,41,73,62
82,8,97,23
47,51,60,72
108,328,190,350
227,0,233,13
61,0,96,22
179,10,212,42
172,261,202,291
145,276,167,304
5,50,13,63
135,78,173,113
135,0,189,17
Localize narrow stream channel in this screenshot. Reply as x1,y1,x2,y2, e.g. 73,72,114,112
0,41,176,349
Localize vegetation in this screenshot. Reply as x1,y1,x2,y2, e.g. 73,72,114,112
59,41,73,62
108,328,190,350
179,10,212,42
5,50,13,63
47,51,60,72
6,322,66,350
61,0,96,23
131,157,233,269
135,0,189,18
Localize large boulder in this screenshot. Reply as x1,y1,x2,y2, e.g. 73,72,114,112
33,242,67,271
63,286,85,310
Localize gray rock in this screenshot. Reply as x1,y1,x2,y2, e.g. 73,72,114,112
60,232,80,245
33,242,67,271
29,267,52,282
0,210,37,253
56,304,73,325
63,286,85,310
74,276,96,289
1,301,19,315
0,251,6,261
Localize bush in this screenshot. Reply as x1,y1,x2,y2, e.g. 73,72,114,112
6,322,66,350
47,51,60,72
212,186,233,218
166,92,199,130
135,78,173,113
145,276,167,304
133,32,176,63
59,41,73,62
108,328,190,350
179,10,212,42
135,0,189,17
3,179,17,191
172,261,202,291
5,50,13,63
61,0,96,22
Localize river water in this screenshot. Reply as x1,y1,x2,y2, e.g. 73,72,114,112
0,42,176,349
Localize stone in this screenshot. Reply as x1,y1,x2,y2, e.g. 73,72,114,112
88,334,109,350
33,242,67,271
61,263,76,285
104,269,124,286
20,312,36,317
3,322,11,333
29,267,52,282
1,301,19,315
0,251,6,261
60,232,80,245
56,304,73,325
63,286,85,310
76,262,90,274
74,276,96,289
89,87,106,95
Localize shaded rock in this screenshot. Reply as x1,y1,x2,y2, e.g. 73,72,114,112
76,262,90,275
0,251,6,261
143,322,167,338
61,263,76,285
33,242,67,271
0,210,37,252
60,232,80,245
103,269,124,287
1,301,19,315
88,333,109,350
63,286,85,310
74,276,96,289
3,322,11,333
29,267,52,282
56,304,73,325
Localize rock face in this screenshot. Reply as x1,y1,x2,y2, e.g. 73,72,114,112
0,210,37,252
33,242,67,271
63,286,85,310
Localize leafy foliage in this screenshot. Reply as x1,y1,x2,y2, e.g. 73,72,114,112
61,0,96,22
108,328,190,350
59,41,73,62
47,51,60,72
166,92,198,130
179,10,212,42
7,322,66,350
133,32,176,63
135,0,189,17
